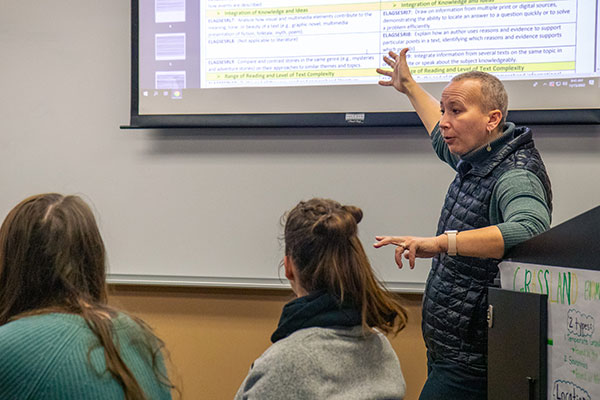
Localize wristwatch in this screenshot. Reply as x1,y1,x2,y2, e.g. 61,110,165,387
444,230,458,256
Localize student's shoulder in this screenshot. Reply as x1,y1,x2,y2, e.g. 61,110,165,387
111,312,160,349
0,313,85,351
0,313,87,396
236,332,322,400
0,312,84,334
254,328,326,368
257,326,360,369
110,311,140,332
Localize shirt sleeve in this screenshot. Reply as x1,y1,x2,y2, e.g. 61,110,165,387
430,122,460,171
493,169,551,252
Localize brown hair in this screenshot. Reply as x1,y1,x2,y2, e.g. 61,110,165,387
283,198,407,335
0,193,174,399
451,70,509,126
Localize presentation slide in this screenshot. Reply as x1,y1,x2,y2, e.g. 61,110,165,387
135,0,600,121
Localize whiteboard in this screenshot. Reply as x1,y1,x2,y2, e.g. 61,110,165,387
1,0,599,292
500,261,600,399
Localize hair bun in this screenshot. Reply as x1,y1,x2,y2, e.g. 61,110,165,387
342,205,363,224
312,205,361,239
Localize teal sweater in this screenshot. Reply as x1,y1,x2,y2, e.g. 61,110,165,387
0,312,172,400
431,122,552,251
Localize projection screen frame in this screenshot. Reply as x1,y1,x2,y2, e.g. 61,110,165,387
126,0,600,129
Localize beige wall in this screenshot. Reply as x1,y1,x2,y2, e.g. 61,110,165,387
109,285,427,400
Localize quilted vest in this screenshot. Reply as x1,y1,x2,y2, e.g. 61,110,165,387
422,125,552,373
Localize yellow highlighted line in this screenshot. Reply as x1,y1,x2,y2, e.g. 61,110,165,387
409,61,575,74
208,4,374,18
390,0,551,9
207,0,554,18
207,62,574,80
207,68,375,80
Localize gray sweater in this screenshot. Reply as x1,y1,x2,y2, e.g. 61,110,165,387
235,325,406,400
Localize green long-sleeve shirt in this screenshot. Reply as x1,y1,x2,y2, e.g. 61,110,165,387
0,312,172,400
431,122,551,251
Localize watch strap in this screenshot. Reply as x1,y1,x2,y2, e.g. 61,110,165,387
445,230,458,256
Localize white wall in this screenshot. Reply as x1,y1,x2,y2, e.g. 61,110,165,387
1,0,599,291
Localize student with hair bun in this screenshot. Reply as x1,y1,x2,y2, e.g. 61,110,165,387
235,198,408,400
0,193,174,400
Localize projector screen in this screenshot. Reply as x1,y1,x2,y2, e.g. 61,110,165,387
128,0,600,128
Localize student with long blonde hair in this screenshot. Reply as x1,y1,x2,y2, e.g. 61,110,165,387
236,198,408,399
0,193,174,400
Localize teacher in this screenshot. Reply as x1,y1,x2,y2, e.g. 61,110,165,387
374,48,552,400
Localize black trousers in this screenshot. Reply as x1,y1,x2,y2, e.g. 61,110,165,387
419,354,487,400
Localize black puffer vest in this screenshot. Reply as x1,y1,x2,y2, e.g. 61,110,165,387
423,125,552,372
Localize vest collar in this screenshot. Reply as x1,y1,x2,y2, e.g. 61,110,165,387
457,122,532,178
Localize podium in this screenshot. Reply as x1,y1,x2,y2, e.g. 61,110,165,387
488,289,547,399
488,205,600,400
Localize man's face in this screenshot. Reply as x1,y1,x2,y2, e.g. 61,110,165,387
439,79,493,156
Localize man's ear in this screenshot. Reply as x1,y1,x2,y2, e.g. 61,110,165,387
487,109,503,131
284,255,295,281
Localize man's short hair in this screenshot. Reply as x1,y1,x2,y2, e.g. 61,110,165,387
451,71,508,125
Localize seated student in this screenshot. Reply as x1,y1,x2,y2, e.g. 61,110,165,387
0,193,174,400
235,198,408,400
